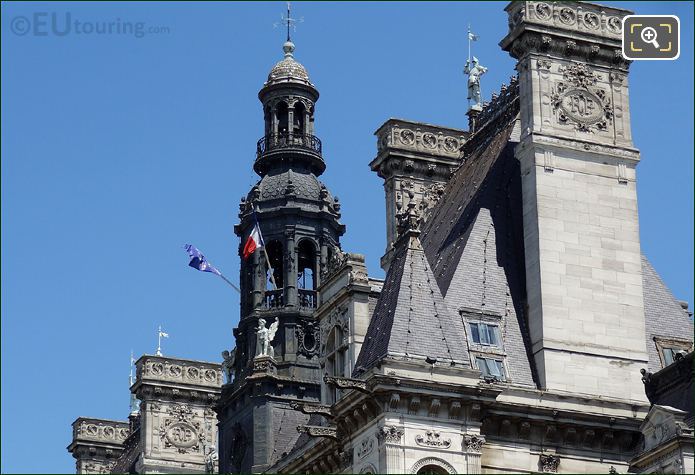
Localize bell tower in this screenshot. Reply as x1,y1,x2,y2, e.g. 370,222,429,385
217,35,345,473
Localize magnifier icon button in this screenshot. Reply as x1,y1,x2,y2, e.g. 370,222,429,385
641,27,660,49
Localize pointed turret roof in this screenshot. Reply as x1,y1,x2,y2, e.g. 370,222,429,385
353,202,471,376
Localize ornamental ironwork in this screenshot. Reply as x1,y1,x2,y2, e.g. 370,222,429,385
257,133,322,158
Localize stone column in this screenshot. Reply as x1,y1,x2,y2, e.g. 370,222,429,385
288,104,295,140
314,247,322,289
272,107,278,136
462,434,485,474
285,229,297,307
252,249,263,309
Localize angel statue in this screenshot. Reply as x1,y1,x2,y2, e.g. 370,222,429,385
255,317,279,358
463,56,488,110
221,347,236,384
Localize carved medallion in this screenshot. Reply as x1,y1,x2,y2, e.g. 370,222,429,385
535,3,552,20
186,367,200,380
399,129,415,145
558,7,576,25
204,369,217,382
443,136,459,152
583,12,600,30
551,64,612,133
607,16,622,34
159,404,203,454
357,437,374,458
422,133,437,149
296,321,320,357
164,422,199,451
415,430,451,449
169,365,182,377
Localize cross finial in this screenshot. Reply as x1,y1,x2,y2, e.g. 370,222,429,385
275,1,303,43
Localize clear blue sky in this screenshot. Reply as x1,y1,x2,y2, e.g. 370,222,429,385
2,2,692,472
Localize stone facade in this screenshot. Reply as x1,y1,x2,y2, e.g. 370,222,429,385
68,2,693,474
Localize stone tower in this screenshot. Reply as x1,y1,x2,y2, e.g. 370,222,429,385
217,38,345,473
500,1,648,401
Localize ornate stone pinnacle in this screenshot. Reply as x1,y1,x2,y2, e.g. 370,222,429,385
396,198,421,237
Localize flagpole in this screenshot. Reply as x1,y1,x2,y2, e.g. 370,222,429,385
261,247,278,291
156,326,162,356
252,210,278,291
217,273,242,294
468,24,471,63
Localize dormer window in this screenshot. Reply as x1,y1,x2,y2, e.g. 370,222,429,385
654,336,693,368
470,322,501,347
476,357,506,381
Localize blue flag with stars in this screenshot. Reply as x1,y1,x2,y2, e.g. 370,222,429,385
184,244,221,276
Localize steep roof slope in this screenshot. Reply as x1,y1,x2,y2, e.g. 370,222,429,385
418,85,537,387
353,218,471,376
642,255,694,372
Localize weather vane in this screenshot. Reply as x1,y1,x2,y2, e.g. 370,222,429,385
274,2,303,42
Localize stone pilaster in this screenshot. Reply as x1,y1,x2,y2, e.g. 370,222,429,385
377,426,405,474
463,433,485,474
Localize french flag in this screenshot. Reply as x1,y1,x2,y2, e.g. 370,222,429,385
242,222,264,260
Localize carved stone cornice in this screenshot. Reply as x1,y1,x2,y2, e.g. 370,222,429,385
296,424,338,440
500,1,631,69
71,418,130,446
323,375,369,393
519,132,640,163
373,119,467,165
135,355,222,390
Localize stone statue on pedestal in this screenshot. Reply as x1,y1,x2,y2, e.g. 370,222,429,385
255,317,279,358
464,56,488,110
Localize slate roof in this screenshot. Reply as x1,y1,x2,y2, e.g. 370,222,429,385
353,230,471,376
418,99,537,388
642,255,694,372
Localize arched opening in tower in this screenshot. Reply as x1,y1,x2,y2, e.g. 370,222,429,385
325,325,345,404
297,239,316,290
265,240,284,290
264,105,271,136
293,101,306,137
277,102,289,136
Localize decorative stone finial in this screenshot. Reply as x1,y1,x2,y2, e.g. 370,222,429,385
283,40,295,57
396,195,421,238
